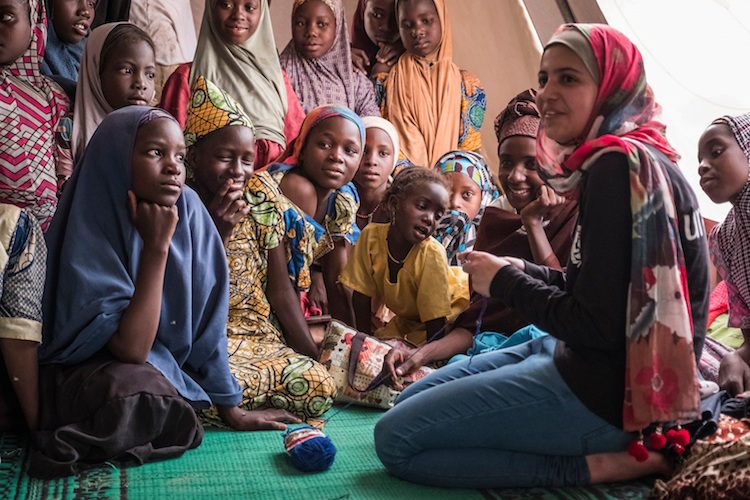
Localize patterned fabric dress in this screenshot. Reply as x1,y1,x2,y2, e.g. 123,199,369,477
374,70,485,168
202,163,360,424
707,113,750,329
0,206,46,343
0,0,69,231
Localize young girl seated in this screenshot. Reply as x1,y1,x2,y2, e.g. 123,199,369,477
354,116,400,230
698,113,750,398
186,95,362,422
432,150,498,265
382,89,579,378
0,206,45,433
32,107,298,479
160,0,306,168
279,0,380,117
350,0,404,76
340,167,469,346
55,23,157,185
375,0,484,167
1,0,69,230
41,0,94,99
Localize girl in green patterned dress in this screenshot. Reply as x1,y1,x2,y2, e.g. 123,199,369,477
185,77,364,422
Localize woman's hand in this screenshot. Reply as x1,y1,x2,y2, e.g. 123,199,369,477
719,345,750,398
460,251,520,296
206,180,251,247
217,405,301,431
352,47,370,74
128,190,178,252
520,185,566,224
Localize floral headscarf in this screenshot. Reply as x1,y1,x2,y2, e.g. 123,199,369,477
286,105,365,164
433,150,498,265
708,113,750,329
184,76,255,149
537,24,698,431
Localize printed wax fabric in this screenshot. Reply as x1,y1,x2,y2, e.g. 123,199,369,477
0,0,69,230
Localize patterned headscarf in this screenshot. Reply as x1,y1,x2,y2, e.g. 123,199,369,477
190,0,287,146
433,150,498,265
494,89,540,146
537,24,698,431
708,113,750,329
0,0,69,231
285,105,365,165
279,0,379,116
184,76,255,149
536,24,679,195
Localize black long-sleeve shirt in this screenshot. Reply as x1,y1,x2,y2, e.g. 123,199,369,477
489,151,709,428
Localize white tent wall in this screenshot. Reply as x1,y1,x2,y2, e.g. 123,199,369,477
597,0,750,223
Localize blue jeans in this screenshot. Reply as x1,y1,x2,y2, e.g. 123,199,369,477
374,336,634,488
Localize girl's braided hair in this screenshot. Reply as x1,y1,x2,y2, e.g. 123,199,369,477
383,166,450,212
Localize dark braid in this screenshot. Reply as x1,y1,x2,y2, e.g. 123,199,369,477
383,166,449,211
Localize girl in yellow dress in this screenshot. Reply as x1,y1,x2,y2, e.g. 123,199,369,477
341,167,469,346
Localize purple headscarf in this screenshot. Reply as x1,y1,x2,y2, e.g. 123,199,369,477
279,0,380,117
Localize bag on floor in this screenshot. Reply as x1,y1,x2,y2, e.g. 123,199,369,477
319,320,434,409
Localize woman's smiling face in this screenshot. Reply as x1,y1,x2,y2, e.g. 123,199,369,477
537,44,598,146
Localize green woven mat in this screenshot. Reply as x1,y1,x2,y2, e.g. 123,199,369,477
1,406,653,499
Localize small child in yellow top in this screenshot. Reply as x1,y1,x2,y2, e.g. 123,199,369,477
340,167,469,345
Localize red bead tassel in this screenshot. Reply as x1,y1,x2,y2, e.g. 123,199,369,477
628,434,649,462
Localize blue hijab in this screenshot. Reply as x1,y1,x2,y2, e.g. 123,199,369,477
41,0,87,92
40,106,242,409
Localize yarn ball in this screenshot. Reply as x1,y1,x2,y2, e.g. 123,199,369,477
283,425,337,473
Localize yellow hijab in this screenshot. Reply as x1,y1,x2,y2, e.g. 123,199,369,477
387,0,461,167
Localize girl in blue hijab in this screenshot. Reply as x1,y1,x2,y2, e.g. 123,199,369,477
41,0,94,100
31,106,298,479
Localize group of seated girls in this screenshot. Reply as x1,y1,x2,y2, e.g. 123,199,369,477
3,0,750,491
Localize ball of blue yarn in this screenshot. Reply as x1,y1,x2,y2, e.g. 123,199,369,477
283,425,337,473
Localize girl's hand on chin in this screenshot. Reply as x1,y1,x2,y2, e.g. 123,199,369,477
520,185,566,222
208,179,251,242
128,190,179,251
